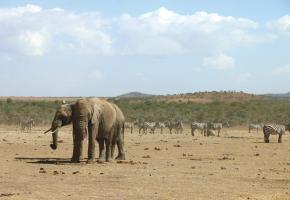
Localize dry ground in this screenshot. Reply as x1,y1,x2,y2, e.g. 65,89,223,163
0,125,290,200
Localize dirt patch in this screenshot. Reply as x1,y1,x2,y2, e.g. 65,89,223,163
0,126,290,200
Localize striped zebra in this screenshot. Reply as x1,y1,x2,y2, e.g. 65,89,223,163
134,121,146,134
20,119,35,133
165,121,183,134
133,121,156,134
125,122,134,134
143,122,157,134
208,122,230,137
263,124,290,143
155,122,166,134
191,122,207,136
248,123,263,133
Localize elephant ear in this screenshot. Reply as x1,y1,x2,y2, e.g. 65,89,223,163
91,104,101,124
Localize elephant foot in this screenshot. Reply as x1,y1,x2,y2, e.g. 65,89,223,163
115,154,125,160
70,158,80,163
264,140,269,143
106,158,114,163
87,159,95,164
97,157,106,164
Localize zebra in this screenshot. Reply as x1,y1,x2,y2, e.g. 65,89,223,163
248,123,263,133
143,122,157,134
20,119,35,133
191,122,207,136
263,124,290,143
155,122,166,134
125,122,134,134
207,122,230,137
165,121,183,134
134,121,146,134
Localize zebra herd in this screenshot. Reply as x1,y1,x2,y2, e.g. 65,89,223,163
125,120,290,143
190,122,230,137
125,121,183,135
125,120,230,136
15,116,290,143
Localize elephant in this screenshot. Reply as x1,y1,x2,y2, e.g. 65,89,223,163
45,98,125,163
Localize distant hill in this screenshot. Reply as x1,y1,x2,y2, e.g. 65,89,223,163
118,92,153,98
116,91,265,103
263,92,290,98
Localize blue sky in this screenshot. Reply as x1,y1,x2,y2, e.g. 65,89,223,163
0,1,289,96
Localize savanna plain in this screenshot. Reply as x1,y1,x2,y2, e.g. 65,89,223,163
1,125,290,200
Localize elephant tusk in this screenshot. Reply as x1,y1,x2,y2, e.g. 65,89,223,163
43,128,52,134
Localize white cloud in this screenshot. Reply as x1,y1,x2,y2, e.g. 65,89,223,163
202,54,235,70
273,64,290,74
0,4,112,57
0,5,275,59
116,7,266,56
18,31,49,56
267,15,290,36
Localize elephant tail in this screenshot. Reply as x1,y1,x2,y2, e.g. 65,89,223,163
122,123,125,142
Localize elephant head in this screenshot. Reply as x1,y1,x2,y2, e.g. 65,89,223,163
45,103,73,150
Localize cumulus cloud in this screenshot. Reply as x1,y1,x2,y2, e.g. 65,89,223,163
0,4,112,57
267,15,290,36
116,7,266,57
0,5,274,60
202,54,235,70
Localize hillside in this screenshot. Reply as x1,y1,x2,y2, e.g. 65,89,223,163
118,92,153,98
116,91,266,103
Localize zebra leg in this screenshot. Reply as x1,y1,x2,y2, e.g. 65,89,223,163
264,133,269,143
278,133,282,143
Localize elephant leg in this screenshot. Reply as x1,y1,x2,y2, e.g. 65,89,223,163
111,136,116,159
116,137,125,160
71,138,83,163
97,138,106,163
71,130,82,163
105,139,112,162
106,129,115,162
71,134,78,162
87,124,97,163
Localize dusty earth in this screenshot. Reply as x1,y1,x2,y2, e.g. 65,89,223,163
0,125,290,200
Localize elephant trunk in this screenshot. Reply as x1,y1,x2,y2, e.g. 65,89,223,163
50,128,58,150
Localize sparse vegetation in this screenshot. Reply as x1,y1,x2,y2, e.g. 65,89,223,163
114,98,290,125
1,92,290,126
